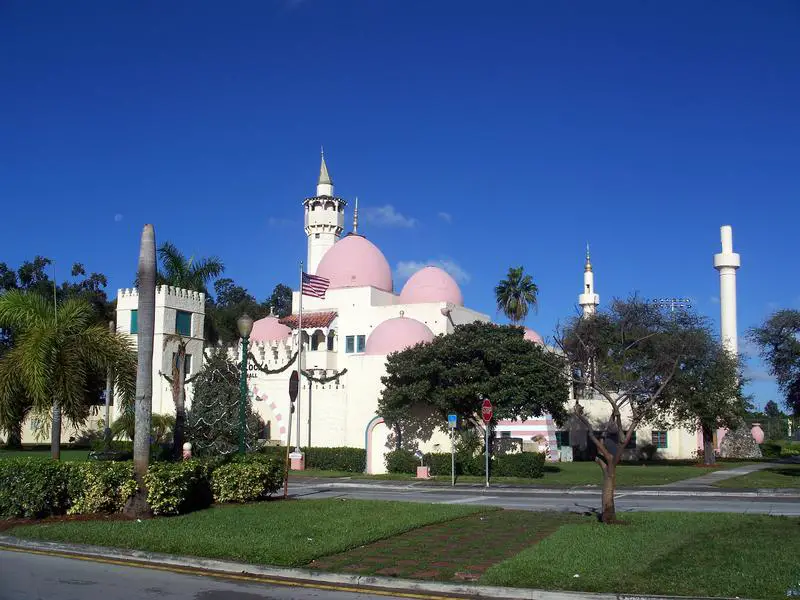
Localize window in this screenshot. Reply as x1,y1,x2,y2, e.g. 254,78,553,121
625,431,637,449
176,310,192,337
327,332,335,351
651,431,668,449
172,353,192,376
130,309,138,334
315,233,320,238
345,335,355,353
555,430,570,447
500,431,511,438
356,335,366,353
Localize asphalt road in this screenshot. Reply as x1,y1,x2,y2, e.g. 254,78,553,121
288,480,800,516
0,549,450,600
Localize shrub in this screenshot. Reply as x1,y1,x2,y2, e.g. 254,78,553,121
68,462,136,515
425,452,457,476
780,442,800,457
144,460,212,516
493,452,545,478
386,449,418,474
305,447,366,472
0,458,74,518
212,458,283,503
760,442,782,458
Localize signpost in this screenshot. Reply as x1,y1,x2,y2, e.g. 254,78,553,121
481,399,493,488
448,414,458,487
284,371,300,499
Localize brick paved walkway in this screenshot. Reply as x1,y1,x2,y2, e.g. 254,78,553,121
308,510,583,582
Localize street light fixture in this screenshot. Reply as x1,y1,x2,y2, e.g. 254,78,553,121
237,313,254,455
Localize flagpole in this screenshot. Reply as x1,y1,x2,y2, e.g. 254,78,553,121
295,261,303,454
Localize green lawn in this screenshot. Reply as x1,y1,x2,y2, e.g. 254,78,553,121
715,463,800,489
482,512,800,600
0,448,89,462
293,460,750,487
9,499,487,566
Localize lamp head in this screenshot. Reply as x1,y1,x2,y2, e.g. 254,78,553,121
237,313,254,339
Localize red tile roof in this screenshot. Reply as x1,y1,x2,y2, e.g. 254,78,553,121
280,311,337,330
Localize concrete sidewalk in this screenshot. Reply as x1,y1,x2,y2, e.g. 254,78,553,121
660,462,776,488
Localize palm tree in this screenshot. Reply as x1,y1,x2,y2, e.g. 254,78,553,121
495,266,539,325
127,224,156,517
156,242,224,295
0,291,136,459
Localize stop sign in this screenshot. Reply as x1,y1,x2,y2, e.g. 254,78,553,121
481,398,493,423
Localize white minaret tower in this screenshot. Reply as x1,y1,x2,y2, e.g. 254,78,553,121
713,225,741,355
304,150,346,273
578,243,600,316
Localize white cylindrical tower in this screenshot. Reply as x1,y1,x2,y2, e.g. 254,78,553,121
713,225,741,354
578,244,600,316
304,151,346,273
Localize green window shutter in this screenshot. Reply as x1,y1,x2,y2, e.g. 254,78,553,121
345,336,355,353
130,309,138,334
176,311,192,337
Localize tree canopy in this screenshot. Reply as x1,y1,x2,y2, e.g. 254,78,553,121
749,309,800,415
378,322,569,445
156,241,224,295
495,266,538,325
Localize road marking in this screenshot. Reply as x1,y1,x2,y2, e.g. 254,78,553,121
0,545,465,600
440,496,495,504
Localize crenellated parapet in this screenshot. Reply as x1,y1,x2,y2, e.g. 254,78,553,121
116,286,205,311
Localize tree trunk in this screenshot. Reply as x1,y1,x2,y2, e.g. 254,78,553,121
600,461,617,523
50,401,61,460
172,342,186,459
6,421,22,449
125,224,156,518
701,423,716,466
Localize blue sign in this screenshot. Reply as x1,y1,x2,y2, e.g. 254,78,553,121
448,414,458,429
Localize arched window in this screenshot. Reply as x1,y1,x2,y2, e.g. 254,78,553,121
311,329,326,351
300,331,310,351
327,330,336,351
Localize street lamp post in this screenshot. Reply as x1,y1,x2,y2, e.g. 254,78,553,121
237,314,254,455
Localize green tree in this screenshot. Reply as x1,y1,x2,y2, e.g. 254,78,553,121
186,348,264,457
660,323,749,466
156,242,224,295
0,291,136,459
764,400,782,418
556,297,739,523
378,322,569,450
495,266,538,325
749,310,800,415
267,283,293,318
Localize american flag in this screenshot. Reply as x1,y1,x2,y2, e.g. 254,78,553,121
302,272,330,299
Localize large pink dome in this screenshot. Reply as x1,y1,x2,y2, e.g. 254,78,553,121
315,234,393,292
250,316,291,342
365,317,434,355
399,266,463,306
524,328,544,345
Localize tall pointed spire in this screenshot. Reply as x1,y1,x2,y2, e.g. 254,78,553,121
316,147,334,197
585,242,592,272
353,196,359,234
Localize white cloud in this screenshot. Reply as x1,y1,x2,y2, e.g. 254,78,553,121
113,213,123,222
438,211,452,223
364,204,417,228
395,259,471,284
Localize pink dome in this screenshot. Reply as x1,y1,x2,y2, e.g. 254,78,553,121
250,316,291,342
315,234,393,292
399,266,463,306
524,328,544,345
365,317,434,356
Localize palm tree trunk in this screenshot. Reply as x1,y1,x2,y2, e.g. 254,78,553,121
172,342,186,459
125,224,156,518
7,420,22,449
50,401,61,460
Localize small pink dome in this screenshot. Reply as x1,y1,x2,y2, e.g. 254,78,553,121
365,317,434,356
399,266,463,306
250,316,291,342
315,234,393,292
524,328,544,345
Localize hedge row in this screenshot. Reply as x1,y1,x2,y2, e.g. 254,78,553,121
385,449,546,479
259,446,366,472
0,455,283,519
760,441,800,458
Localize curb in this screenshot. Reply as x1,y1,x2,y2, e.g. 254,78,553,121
294,481,800,499
0,535,742,600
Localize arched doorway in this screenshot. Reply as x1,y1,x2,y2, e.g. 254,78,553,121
365,417,390,474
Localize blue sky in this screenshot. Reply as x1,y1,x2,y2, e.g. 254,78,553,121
2,1,798,409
